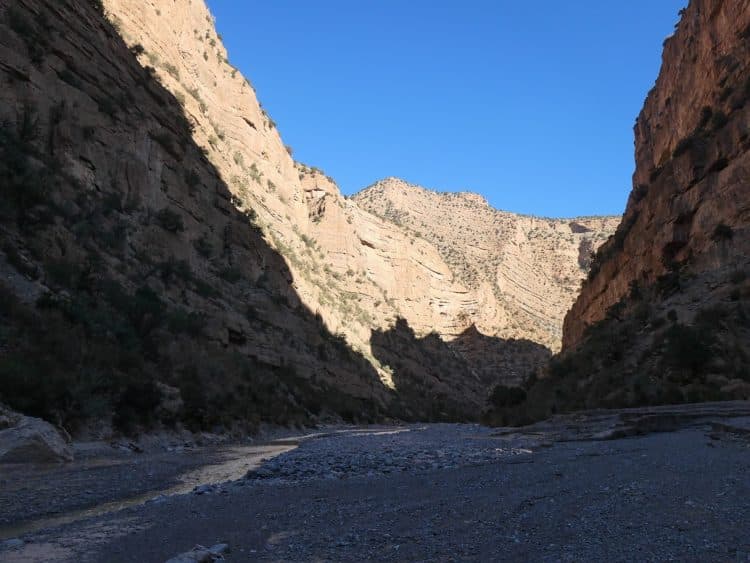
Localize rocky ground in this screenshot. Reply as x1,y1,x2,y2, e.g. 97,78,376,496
1,403,750,562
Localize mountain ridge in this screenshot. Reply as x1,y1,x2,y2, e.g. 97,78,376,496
355,176,620,222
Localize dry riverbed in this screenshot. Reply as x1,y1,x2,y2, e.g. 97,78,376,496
1,402,750,562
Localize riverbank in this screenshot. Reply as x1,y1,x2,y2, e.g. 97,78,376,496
1,403,749,562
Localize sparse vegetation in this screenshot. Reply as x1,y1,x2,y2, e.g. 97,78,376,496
7,6,51,66
162,62,180,80
154,208,184,233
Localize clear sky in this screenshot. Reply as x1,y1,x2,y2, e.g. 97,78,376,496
206,1,687,218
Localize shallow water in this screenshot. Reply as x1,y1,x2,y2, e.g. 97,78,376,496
0,439,298,540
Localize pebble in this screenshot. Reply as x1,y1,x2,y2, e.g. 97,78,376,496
242,424,533,486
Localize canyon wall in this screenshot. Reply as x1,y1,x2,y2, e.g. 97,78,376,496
487,0,750,425
0,0,615,432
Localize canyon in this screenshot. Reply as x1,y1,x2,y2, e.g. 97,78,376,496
1,0,750,560
0,0,615,433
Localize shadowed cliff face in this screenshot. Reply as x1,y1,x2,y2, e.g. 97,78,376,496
97,0,618,390
369,319,550,421
0,0,396,432
485,0,750,425
0,0,561,433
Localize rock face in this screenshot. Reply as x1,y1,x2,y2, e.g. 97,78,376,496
0,0,392,431
563,0,750,349
0,406,73,463
354,178,618,351
487,0,750,425
0,0,615,430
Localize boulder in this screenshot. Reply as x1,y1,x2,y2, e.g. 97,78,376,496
0,406,73,463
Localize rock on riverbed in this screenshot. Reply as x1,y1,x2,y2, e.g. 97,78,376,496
0,405,72,464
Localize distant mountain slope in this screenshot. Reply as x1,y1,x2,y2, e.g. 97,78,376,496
354,178,619,351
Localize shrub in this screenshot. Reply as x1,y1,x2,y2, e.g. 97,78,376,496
167,308,207,337
248,163,262,183
192,234,213,258
218,266,242,284
154,208,184,232
488,385,527,408
113,380,162,434
712,223,733,241
129,43,145,56
89,0,105,15
184,169,200,189
97,96,118,118
45,257,82,288
7,7,50,65
193,278,219,298
711,110,729,130
661,323,714,377
157,258,192,284
0,117,53,220
128,285,165,336
59,68,82,89
2,242,39,279
101,192,123,215
162,62,180,80
697,106,713,129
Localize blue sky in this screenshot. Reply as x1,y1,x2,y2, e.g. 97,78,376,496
206,1,687,218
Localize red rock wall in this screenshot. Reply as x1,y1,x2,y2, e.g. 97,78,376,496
563,0,750,349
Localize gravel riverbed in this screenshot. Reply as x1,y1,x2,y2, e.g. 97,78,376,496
1,404,750,562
